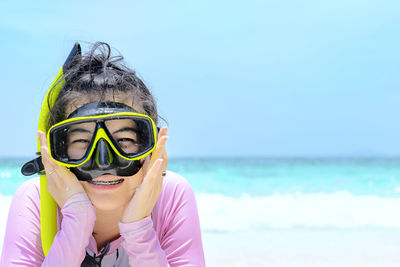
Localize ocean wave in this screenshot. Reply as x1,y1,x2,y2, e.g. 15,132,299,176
2,191,400,238
196,191,400,232
0,171,11,179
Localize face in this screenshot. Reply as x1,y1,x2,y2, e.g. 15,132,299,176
65,95,148,211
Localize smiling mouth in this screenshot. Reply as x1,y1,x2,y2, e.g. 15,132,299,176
87,179,124,185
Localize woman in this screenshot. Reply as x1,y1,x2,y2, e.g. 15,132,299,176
0,42,205,266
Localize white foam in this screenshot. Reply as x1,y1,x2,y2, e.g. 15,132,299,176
196,191,400,232
0,172,11,179
1,191,400,256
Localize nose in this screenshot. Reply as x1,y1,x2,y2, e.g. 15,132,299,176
94,139,114,169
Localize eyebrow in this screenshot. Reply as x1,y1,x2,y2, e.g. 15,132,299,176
68,128,93,134
112,127,138,135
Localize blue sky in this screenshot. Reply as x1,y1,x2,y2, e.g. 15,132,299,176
1,0,400,157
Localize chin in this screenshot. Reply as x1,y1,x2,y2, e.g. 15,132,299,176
88,191,133,210
81,181,132,211
91,197,126,211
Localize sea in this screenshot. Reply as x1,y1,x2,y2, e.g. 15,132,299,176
1,157,400,266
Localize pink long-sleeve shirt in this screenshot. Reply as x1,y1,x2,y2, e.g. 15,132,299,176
0,171,205,266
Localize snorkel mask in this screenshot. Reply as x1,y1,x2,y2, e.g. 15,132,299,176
21,43,157,255
48,101,157,180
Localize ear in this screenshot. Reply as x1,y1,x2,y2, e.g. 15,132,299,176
63,42,82,71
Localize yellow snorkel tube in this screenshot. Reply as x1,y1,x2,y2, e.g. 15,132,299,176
39,43,81,255
37,71,62,256
22,43,81,255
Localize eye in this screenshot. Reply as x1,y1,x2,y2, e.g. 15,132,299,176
118,138,137,145
117,138,139,154
71,139,91,144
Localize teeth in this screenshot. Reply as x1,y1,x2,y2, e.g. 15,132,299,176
88,179,124,185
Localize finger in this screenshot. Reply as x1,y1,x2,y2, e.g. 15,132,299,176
38,131,50,157
159,135,168,146
160,147,168,178
149,135,168,165
38,132,59,187
157,127,168,140
149,147,167,190
143,158,164,186
149,127,167,162
38,132,55,167
160,137,168,158
141,156,150,176
154,135,168,154
156,137,168,155
40,146,58,172
156,135,168,152
38,131,49,152
161,148,168,170
38,131,67,182
152,134,168,169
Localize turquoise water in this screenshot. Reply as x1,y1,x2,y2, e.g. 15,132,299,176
1,157,400,197
2,157,400,231
169,157,400,197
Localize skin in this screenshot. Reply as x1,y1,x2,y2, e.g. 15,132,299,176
37,97,168,251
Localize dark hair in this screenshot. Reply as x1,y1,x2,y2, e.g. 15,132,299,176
47,42,158,128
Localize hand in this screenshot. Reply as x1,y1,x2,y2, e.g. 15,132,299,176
121,127,169,223
38,131,86,208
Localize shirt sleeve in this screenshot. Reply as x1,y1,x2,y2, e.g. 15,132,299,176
118,173,206,267
0,178,96,267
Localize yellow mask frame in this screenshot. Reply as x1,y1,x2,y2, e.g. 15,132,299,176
47,112,157,168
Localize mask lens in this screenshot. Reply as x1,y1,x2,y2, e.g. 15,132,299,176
50,121,96,163
104,117,154,157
